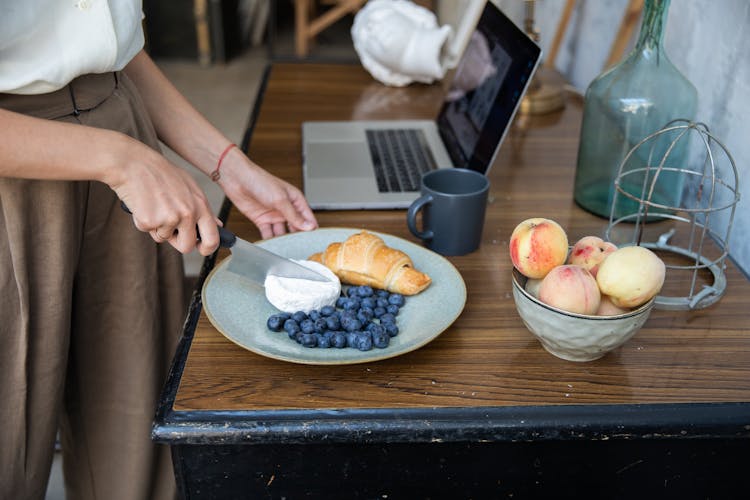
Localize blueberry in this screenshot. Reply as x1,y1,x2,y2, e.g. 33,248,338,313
308,310,321,321
346,332,359,347
355,334,373,351
360,297,376,309
266,314,285,332
356,285,374,297
336,296,348,308
300,333,317,347
300,319,316,334
376,289,390,298
379,313,397,325
340,315,353,330
320,305,336,317
343,318,362,332
340,309,356,319
339,315,355,329
343,298,360,311
388,294,405,306
386,304,400,316
357,307,374,324
383,322,399,337
316,333,331,348
372,330,390,348
331,331,347,348
366,323,385,336
314,318,328,332
291,311,307,323
376,297,389,308
283,319,300,334
373,306,387,318
325,315,341,330
346,287,360,298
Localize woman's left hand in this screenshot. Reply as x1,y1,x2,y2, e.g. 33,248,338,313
216,146,318,239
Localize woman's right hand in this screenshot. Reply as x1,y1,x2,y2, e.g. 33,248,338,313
106,136,221,256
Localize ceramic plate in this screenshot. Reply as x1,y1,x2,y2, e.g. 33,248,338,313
202,228,466,365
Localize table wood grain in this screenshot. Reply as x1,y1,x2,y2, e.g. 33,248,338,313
173,63,750,414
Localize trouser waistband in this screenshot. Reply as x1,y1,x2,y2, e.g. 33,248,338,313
0,72,119,120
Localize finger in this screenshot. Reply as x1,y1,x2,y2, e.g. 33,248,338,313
150,229,168,243
257,223,274,240
261,189,309,234
275,206,312,233
294,199,317,227
195,216,220,256
151,226,176,241
272,221,287,236
290,215,317,232
170,218,199,254
286,192,318,232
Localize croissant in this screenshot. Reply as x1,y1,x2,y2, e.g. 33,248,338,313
308,231,431,295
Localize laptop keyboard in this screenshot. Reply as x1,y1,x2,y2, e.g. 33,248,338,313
365,128,438,192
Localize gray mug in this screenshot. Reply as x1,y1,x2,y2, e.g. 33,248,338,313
407,168,489,256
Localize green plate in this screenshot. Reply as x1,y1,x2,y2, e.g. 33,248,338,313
202,227,467,365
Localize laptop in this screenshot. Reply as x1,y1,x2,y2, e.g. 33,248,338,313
302,0,542,209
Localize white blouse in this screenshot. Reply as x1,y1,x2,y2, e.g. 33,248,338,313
0,0,144,94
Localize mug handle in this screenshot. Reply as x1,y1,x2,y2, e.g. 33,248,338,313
407,194,434,240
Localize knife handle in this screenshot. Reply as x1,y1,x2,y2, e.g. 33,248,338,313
120,201,235,249
217,226,236,248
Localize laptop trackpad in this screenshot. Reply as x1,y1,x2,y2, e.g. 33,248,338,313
305,142,371,178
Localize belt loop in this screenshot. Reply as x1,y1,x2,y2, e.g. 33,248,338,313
67,83,81,117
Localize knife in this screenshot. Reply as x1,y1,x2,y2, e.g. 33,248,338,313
120,202,328,284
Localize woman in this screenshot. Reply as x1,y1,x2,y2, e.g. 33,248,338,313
0,2,317,499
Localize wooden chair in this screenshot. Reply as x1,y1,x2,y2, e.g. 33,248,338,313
294,0,365,58
294,0,435,58
545,0,644,70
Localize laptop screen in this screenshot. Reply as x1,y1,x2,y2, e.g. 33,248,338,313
436,2,541,173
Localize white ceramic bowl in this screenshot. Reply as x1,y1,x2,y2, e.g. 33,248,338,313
511,268,654,362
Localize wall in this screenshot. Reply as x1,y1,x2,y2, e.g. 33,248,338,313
490,0,749,275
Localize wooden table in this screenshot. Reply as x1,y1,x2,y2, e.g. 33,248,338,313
154,63,750,499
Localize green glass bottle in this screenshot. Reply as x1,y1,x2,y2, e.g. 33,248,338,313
573,0,698,219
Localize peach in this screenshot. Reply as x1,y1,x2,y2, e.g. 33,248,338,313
567,236,617,278
509,218,568,279
524,278,543,299
538,265,601,315
596,295,631,316
596,246,666,308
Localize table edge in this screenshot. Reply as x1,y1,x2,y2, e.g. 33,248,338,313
153,401,750,445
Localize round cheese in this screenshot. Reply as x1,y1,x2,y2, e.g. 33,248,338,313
264,260,340,314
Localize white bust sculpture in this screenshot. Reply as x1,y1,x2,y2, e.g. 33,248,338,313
351,0,453,87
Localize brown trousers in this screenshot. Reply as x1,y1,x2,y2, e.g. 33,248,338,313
0,73,184,500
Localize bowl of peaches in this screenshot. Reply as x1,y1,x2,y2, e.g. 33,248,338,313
509,218,665,362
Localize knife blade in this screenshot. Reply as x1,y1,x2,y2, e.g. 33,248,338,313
120,202,328,284
219,228,330,284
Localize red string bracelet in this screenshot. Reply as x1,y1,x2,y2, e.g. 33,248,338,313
210,143,237,182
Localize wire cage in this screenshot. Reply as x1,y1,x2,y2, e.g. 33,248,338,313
604,119,740,310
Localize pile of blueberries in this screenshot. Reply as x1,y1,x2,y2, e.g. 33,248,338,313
266,285,406,351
